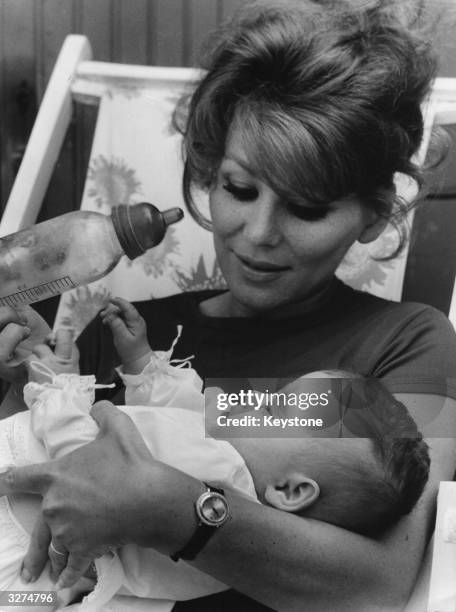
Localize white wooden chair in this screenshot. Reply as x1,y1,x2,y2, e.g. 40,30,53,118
1,34,456,612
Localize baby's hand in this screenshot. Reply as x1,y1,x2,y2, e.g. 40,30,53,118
100,297,152,374
26,328,80,384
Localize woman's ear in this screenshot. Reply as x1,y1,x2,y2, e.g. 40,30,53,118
264,475,320,513
357,214,389,244
358,186,395,245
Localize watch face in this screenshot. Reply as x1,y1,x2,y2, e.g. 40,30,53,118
198,492,229,526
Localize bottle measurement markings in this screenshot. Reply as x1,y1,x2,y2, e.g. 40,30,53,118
0,277,75,307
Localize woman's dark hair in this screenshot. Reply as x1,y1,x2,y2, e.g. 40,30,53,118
174,0,439,254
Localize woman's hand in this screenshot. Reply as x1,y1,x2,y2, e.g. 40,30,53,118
0,305,51,382
0,401,168,588
25,328,80,383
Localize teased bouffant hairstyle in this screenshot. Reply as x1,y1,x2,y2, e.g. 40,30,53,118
300,375,430,537
174,0,439,254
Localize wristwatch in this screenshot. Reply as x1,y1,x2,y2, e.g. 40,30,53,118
171,483,230,562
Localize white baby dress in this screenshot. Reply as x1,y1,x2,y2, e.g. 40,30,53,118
0,336,257,611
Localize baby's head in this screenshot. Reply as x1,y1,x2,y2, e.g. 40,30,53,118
230,371,430,537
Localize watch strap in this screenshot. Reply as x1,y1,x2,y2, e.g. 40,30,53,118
171,523,216,562
171,484,227,562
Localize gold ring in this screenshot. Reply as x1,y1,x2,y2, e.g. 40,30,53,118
49,541,67,557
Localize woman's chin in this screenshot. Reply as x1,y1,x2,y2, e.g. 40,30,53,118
228,287,289,317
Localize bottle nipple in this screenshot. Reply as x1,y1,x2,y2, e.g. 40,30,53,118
163,208,184,226
111,202,184,260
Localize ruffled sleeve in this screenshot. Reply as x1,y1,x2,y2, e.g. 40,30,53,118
117,326,204,412
24,372,102,459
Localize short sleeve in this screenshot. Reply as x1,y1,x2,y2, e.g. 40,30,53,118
372,305,456,399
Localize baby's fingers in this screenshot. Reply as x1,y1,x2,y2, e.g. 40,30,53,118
100,303,121,324
102,310,128,337
109,297,141,324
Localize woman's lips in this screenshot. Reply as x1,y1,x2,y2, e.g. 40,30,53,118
235,252,290,280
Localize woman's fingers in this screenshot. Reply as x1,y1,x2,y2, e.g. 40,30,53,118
48,540,69,583
0,321,30,362
14,306,51,338
21,515,51,584
90,400,136,438
22,515,93,589
0,305,51,378
0,463,49,496
11,405,156,590
0,305,27,332
56,553,93,590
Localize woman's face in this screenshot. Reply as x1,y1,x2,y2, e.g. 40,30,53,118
209,127,381,317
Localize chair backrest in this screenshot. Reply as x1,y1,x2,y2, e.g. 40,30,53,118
1,34,456,337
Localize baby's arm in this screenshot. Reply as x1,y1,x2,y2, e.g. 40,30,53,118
101,299,204,410
101,297,152,375
26,327,79,382
24,329,100,459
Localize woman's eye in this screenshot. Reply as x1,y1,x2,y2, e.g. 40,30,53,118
223,181,258,202
287,202,330,221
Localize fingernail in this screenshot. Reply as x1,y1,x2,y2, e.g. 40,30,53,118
21,568,34,583
23,326,31,338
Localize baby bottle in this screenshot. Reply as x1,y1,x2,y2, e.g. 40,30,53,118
0,202,183,307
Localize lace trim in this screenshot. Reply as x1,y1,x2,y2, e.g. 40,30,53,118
27,361,115,392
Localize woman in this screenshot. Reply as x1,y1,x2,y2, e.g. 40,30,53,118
1,1,456,610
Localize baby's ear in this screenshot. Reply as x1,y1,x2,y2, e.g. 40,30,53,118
264,475,320,513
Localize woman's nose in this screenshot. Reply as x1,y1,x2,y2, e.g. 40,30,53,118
242,198,281,247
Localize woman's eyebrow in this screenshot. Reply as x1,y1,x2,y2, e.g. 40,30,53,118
223,154,256,175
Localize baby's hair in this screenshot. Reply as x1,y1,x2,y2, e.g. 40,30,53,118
295,376,430,536
174,0,443,255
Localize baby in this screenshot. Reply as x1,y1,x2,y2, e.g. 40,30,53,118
0,298,430,611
